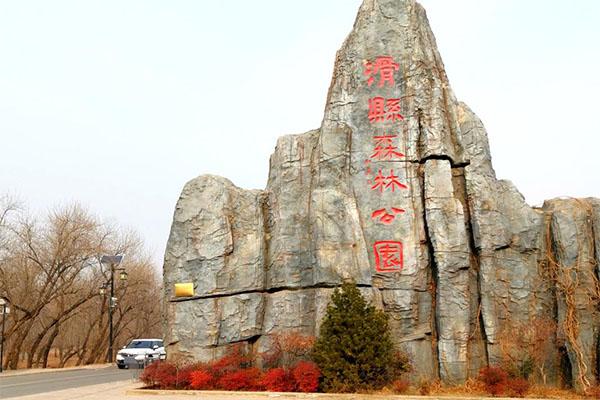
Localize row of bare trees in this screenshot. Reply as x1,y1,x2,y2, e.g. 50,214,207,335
0,195,162,370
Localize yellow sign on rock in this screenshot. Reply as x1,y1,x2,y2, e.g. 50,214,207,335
174,283,194,298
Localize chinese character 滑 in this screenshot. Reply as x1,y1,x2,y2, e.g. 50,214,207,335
364,56,400,88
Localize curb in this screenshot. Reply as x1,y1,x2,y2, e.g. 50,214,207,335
0,363,113,378
125,389,551,400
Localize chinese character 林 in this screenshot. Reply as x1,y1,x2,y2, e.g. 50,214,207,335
371,169,408,193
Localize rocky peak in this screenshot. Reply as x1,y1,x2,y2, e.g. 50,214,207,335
163,0,600,388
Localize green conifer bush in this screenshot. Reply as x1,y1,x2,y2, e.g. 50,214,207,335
312,281,396,392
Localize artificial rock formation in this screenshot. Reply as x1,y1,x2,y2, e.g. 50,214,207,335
163,0,600,388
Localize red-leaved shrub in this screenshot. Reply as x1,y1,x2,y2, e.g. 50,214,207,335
506,377,529,397
175,363,204,389
218,367,263,391
392,379,410,394
190,369,215,390
139,361,202,389
292,361,320,393
478,366,509,396
210,345,253,374
260,333,316,368
260,367,296,392
140,361,179,389
139,361,162,388
141,347,321,393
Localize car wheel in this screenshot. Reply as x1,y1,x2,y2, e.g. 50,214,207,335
117,364,126,369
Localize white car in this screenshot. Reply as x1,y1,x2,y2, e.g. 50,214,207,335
116,338,166,369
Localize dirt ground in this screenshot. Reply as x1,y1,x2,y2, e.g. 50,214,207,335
14,350,88,369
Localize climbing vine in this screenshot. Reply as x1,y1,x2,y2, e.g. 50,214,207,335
543,199,599,391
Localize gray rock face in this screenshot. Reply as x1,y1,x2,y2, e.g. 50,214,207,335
163,0,600,388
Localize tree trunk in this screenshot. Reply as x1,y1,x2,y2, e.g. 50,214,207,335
6,319,34,369
27,327,51,368
41,324,60,368
59,348,78,368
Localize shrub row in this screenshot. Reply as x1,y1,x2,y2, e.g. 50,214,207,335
140,359,320,393
478,366,530,397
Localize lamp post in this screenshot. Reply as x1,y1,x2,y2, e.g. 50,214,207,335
0,298,9,373
100,255,125,363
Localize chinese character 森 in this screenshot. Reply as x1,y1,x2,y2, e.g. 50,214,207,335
370,135,405,161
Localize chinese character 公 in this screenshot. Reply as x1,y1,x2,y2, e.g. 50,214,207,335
371,207,405,225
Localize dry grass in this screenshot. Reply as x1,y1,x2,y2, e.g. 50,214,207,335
377,378,486,397
16,350,81,369
376,381,590,399
427,378,488,396
527,385,587,399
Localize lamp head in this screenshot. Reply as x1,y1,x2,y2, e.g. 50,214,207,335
100,255,124,266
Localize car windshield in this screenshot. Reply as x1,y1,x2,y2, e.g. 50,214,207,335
126,340,156,349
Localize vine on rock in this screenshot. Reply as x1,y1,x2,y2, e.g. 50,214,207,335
544,199,599,391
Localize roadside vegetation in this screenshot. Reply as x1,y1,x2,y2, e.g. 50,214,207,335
139,281,600,398
140,336,321,392
140,281,410,394
0,195,161,370
312,281,408,392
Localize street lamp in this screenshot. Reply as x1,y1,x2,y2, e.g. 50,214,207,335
100,254,124,364
0,298,10,373
118,270,128,281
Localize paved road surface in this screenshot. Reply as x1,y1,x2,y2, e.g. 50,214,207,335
0,366,136,399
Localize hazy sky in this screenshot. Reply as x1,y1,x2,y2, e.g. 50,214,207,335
1,1,599,265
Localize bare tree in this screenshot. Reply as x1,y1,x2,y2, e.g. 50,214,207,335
0,200,161,370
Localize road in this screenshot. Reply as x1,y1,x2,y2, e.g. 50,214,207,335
0,370,542,400
0,366,136,399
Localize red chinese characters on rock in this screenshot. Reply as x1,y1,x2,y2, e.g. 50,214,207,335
368,97,404,123
363,55,407,274
370,135,404,161
371,207,405,225
364,159,372,176
374,241,403,272
371,169,408,193
364,56,399,88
